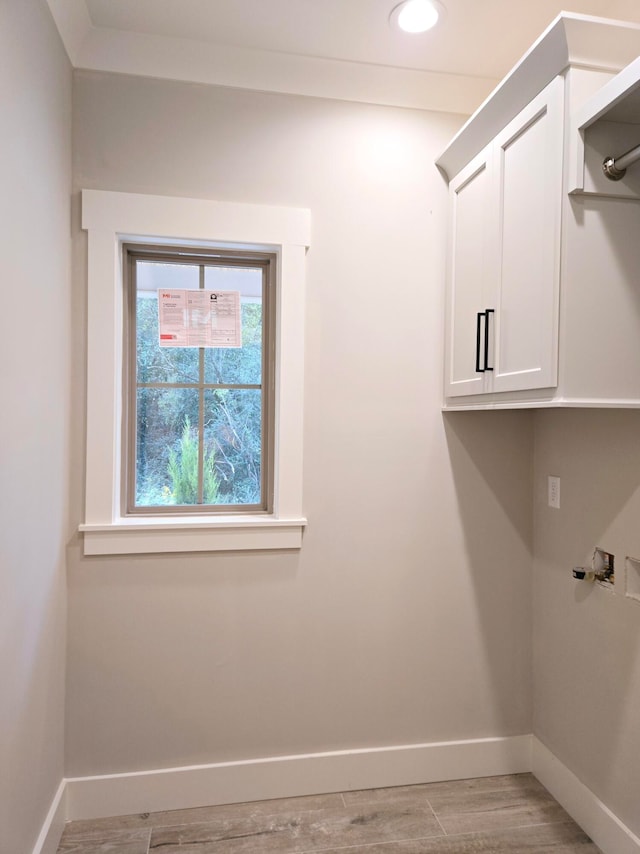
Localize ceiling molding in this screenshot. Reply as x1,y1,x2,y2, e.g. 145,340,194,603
47,4,496,115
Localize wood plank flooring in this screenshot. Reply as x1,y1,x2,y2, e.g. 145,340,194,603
56,773,601,853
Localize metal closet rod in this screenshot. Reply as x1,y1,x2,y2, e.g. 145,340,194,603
603,142,640,181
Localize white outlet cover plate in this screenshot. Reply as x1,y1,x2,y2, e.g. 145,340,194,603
548,475,560,509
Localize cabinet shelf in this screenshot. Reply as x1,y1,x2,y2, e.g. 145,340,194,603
571,55,640,198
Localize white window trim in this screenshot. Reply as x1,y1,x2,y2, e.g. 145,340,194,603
79,189,310,555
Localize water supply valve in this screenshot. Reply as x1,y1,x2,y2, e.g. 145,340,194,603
572,549,615,585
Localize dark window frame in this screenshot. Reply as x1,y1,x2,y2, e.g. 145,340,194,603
122,243,276,517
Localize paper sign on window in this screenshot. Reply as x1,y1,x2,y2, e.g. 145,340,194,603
158,289,242,347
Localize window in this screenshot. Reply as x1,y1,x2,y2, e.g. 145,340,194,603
124,245,274,515
80,190,310,555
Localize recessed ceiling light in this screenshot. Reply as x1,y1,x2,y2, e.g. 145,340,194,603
389,0,445,33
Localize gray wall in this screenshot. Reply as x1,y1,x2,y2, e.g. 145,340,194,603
3,8,638,843
0,1,71,851
67,71,534,775
534,409,640,839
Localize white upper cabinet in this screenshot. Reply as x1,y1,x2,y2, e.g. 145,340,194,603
439,13,640,410
445,79,563,400
446,147,493,398
490,80,562,395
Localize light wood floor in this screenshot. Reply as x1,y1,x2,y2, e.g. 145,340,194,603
56,772,602,853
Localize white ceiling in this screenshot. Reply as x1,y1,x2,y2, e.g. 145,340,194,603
47,0,640,115
81,0,640,79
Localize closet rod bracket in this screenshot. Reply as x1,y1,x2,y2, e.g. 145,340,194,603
603,142,640,181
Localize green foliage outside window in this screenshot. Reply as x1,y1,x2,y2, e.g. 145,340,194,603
167,417,220,505
135,295,263,507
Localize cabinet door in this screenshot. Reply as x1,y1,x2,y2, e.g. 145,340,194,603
444,146,493,398
488,76,563,394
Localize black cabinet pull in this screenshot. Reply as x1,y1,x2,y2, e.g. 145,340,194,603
484,308,494,371
475,309,494,374
476,312,485,373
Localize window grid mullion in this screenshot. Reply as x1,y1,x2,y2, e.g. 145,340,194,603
136,382,261,390
197,265,205,505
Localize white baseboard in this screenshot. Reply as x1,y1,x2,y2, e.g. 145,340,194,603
31,780,66,854
31,735,640,854
533,738,640,854
38,736,640,854
65,735,532,821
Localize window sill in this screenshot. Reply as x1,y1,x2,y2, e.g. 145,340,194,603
78,516,307,556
